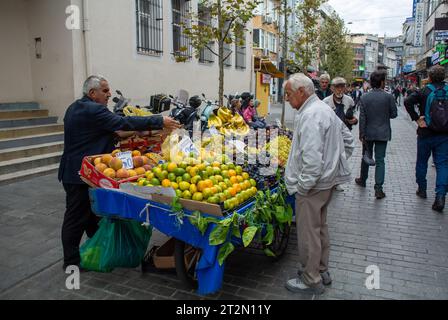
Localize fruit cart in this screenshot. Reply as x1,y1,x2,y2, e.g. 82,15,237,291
87,186,294,295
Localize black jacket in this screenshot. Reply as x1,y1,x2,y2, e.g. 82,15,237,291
404,82,448,137
315,88,332,101
359,89,398,141
58,96,164,184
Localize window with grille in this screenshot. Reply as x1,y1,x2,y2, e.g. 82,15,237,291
198,3,214,64
172,0,192,60
223,42,232,67
235,33,246,69
136,0,163,56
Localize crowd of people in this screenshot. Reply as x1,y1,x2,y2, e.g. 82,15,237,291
284,65,447,295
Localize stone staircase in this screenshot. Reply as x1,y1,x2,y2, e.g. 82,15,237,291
0,102,64,185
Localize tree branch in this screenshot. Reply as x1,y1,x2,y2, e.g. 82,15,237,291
205,44,219,57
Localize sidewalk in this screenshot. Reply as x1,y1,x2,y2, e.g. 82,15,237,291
1,106,448,300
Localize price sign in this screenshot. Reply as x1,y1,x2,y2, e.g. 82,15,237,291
178,137,199,156
115,151,134,169
209,126,220,136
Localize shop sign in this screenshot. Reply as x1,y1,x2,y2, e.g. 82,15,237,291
261,73,272,84
414,3,424,47
435,31,448,41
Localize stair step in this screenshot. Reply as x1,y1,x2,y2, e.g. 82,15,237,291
0,163,59,186
0,116,58,129
0,132,64,150
0,152,62,175
0,109,49,120
0,124,64,139
0,142,64,162
0,102,40,110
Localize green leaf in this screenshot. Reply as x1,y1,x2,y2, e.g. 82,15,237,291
221,217,233,227
263,224,274,246
217,242,235,266
209,224,230,246
242,226,258,247
264,248,276,257
274,206,289,224
231,225,241,239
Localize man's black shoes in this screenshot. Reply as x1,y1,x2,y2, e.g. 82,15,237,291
355,178,366,188
416,189,427,199
432,195,445,213
375,189,386,199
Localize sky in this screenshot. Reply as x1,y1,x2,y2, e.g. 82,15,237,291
327,0,414,37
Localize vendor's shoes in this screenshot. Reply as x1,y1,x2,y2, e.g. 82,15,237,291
355,178,366,188
432,195,445,213
297,270,332,286
375,189,386,200
416,189,427,199
285,277,325,295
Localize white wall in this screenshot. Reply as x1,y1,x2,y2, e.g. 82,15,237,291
82,0,252,108
25,0,75,120
0,0,34,103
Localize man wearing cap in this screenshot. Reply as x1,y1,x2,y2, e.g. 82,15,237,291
323,77,358,131
315,74,332,100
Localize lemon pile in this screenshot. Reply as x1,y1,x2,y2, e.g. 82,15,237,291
136,158,258,210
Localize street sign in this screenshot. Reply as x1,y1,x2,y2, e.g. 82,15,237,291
435,31,448,41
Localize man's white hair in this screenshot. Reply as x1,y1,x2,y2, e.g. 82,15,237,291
83,75,108,96
319,73,331,81
284,73,315,96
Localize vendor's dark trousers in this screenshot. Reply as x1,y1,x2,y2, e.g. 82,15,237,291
295,189,333,286
62,183,100,268
416,135,448,196
360,141,388,190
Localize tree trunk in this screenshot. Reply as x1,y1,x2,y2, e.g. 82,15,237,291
281,0,288,126
218,0,224,108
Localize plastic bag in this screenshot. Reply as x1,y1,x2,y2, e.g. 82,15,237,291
80,218,152,272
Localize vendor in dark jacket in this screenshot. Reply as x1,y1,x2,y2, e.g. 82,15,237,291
315,74,332,100
404,65,448,213
59,75,181,270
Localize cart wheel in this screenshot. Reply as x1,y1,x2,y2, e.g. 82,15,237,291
174,239,202,289
265,224,291,261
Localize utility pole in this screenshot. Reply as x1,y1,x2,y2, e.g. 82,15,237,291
280,0,288,127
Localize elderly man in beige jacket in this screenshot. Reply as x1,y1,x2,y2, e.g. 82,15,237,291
284,73,355,294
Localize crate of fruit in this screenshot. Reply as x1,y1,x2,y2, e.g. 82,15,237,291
79,150,155,189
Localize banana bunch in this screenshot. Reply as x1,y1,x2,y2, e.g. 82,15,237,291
123,106,153,117
207,114,223,128
213,107,250,136
262,135,292,167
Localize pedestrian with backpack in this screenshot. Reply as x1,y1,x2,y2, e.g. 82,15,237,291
404,65,448,213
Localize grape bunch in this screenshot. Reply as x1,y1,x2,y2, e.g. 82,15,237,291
262,135,292,167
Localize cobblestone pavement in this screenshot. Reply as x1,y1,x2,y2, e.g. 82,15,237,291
1,106,447,300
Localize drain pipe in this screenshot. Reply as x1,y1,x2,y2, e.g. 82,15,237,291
82,0,92,77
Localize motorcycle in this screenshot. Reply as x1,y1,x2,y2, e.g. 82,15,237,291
169,92,201,137
112,90,131,116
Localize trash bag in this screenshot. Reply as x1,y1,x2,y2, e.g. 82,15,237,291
80,218,152,272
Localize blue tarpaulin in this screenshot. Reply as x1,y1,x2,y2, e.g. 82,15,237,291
88,188,295,295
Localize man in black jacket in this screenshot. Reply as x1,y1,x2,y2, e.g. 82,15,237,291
315,74,332,100
404,65,448,213
355,71,398,199
59,75,181,270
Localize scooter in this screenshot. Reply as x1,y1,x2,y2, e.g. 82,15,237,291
112,90,131,116
200,93,219,132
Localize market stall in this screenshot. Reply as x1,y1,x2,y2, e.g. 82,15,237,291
79,105,295,295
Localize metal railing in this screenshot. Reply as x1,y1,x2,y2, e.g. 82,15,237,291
136,0,163,56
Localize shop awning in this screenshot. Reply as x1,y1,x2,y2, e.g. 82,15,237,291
259,59,284,78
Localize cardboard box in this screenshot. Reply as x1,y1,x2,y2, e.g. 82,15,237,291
151,193,224,217
79,155,143,189
152,237,198,269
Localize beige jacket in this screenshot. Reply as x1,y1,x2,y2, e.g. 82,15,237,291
285,95,355,196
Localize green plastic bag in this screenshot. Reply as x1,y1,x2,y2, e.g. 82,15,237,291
80,218,152,272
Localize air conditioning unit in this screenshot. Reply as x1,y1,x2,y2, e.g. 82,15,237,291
263,15,273,24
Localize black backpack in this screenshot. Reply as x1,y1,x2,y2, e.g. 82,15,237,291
425,84,448,133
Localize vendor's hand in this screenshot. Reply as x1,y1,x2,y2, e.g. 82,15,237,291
163,116,182,131
417,116,427,128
